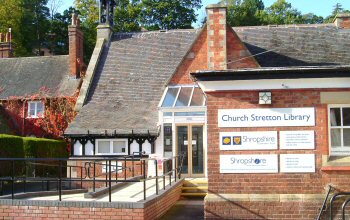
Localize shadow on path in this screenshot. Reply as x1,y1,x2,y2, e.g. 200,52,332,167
159,199,204,220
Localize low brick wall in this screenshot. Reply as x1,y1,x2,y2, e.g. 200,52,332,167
0,179,183,220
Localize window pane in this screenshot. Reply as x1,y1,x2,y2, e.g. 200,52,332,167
190,87,205,106
343,108,350,126
163,124,172,152
29,109,36,117
174,112,205,116
330,108,341,126
162,88,179,107
29,102,36,110
175,87,193,107
113,141,126,154
37,102,44,116
163,112,172,117
344,129,350,146
98,141,110,153
331,128,341,147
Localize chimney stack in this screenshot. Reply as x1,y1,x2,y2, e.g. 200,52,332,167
334,13,350,29
69,14,84,78
0,29,13,58
206,4,227,70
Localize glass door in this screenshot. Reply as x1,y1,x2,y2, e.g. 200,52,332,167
176,124,204,177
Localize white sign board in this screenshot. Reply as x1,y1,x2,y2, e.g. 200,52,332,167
280,131,315,149
220,154,278,173
280,154,315,173
218,108,315,128
220,131,278,150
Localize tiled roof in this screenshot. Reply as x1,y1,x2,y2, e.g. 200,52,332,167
234,24,350,67
0,55,80,99
65,29,200,135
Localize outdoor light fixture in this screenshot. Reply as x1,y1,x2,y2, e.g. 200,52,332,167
259,91,272,104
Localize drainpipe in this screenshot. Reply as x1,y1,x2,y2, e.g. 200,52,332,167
22,100,25,136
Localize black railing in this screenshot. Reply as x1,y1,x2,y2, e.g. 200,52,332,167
329,192,350,220
0,153,184,202
342,197,350,220
317,185,334,220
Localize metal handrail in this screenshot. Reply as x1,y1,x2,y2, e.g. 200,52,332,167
316,185,334,220
0,154,184,202
329,192,350,220
342,197,350,220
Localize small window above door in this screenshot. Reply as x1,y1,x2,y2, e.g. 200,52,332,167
160,86,206,108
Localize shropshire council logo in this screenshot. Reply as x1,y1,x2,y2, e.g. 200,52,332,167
222,136,231,145
233,136,242,145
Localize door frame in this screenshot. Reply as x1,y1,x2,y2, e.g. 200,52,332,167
175,123,205,178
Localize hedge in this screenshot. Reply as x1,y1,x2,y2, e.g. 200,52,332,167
0,134,68,177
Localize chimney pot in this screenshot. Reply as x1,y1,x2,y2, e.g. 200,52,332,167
334,13,350,29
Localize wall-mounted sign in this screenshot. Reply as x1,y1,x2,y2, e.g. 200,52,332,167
280,154,315,173
220,154,278,173
220,131,277,150
218,108,315,128
280,131,315,149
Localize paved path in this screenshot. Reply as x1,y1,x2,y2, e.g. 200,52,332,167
27,177,176,202
159,199,204,220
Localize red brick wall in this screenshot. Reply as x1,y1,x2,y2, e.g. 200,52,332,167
226,27,259,69
0,182,182,220
205,89,350,219
168,28,208,85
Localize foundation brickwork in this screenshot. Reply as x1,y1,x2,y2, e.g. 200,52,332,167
0,180,182,220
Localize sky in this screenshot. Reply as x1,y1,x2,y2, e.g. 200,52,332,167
61,0,350,26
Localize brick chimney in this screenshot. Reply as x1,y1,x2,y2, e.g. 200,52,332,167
0,29,13,58
206,4,227,70
69,14,84,78
334,13,350,29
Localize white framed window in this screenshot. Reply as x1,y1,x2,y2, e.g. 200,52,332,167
329,105,350,156
27,101,44,118
159,85,206,108
96,139,128,155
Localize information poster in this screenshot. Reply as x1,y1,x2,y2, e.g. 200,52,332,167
280,131,315,149
280,154,315,173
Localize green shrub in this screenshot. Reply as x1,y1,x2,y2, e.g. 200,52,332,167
0,135,68,177
0,134,24,158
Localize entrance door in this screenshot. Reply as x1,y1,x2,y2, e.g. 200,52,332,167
176,125,204,177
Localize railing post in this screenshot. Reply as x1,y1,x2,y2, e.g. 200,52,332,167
59,160,62,201
69,166,72,190
342,198,350,220
132,158,134,177
143,160,146,200
93,161,96,192
0,181,3,196
105,160,108,187
163,161,165,190
46,172,50,191
11,160,14,200
80,166,83,189
124,158,127,181
23,161,27,193
155,159,158,195
109,160,112,202
174,157,177,182
115,159,118,182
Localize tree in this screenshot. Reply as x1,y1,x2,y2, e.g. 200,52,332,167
264,0,304,25
223,0,266,26
325,3,350,23
114,0,141,32
47,0,63,21
302,13,323,24
74,0,99,63
140,0,202,30
0,0,27,56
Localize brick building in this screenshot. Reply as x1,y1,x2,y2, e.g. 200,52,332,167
66,3,350,219
0,15,84,138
